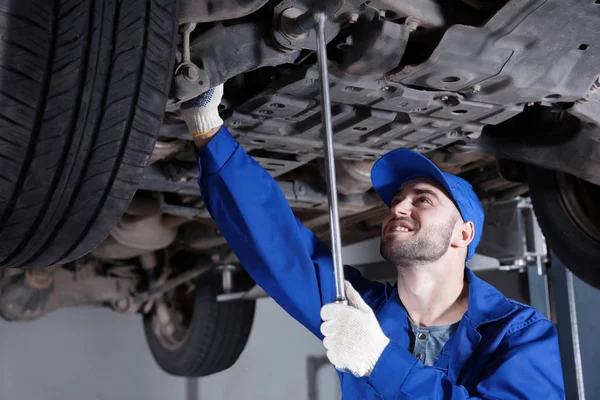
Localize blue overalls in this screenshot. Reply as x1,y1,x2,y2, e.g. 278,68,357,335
196,126,565,399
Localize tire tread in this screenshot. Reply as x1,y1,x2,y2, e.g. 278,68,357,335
143,283,256,377
528,166,600,289
0,0,177,267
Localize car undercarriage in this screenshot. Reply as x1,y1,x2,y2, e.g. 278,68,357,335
143,0,600,277
1,0,600,377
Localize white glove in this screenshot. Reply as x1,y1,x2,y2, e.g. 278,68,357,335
181,84,224,138
320,280,390,377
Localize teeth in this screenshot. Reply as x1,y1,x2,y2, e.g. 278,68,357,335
394,226,410,232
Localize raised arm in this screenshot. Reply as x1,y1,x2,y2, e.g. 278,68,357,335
197,126,386,336
182,87,385,337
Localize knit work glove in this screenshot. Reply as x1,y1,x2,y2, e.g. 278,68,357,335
181,84,224,138
320,281,391,377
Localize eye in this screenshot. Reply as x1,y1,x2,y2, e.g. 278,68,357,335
415,196,432,205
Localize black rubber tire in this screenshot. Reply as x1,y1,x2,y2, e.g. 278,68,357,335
528,166,600,289
143,283,256,377
0,0,177,268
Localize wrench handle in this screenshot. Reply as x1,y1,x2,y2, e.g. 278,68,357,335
315,13,347,304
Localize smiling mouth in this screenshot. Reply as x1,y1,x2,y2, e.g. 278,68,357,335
391,226,413,233
385,220,416,234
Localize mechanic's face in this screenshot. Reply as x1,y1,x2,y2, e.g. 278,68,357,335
380,178,463,266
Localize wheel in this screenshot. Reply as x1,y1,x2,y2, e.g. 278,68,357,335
143,281,256,377
528,165,600,289
0,0,178,268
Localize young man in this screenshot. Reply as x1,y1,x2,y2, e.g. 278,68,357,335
181,85,565,399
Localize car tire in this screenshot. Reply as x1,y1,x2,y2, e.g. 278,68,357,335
0,0,177,268
143,281,256,377
528,165,600,289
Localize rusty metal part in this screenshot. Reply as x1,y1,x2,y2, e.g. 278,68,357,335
270,1,342,54
0,261,212,320
177,222,227,251
153,299,176,340
278,8,310,43
217,285,268,302
150,139,188,164
134,264,211,307
92,212,188,260
24,267,55,289
0,262,139,321
329,159,375,195
175,23,203,86
180,23,196,61
181,65,200,82
150,295,193,350
141,268,170,315
91,235,153,260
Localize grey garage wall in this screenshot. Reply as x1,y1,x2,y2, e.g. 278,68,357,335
0,298,340,400
0,307,186,400
198,298,340,400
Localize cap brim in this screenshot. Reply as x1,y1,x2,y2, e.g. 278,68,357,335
370,149,453,207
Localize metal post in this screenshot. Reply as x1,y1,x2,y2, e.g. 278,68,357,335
526,257,551,319
551,254,588,399
186,378,199,400
566,269,585,400
306,355,332,400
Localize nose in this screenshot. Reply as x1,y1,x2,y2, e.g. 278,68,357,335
391,198,411,217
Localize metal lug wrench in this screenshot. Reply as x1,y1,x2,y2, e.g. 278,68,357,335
314,13,347,305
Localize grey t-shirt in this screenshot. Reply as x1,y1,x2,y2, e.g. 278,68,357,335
408,318,459,367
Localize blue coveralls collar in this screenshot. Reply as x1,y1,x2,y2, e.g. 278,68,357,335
462,267,517,327
386,266,517,328
450,267,517,381
379,266,518,379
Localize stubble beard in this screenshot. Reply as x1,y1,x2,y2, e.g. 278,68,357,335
380,217,457,268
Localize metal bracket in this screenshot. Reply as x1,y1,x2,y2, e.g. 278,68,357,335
218,264,237,294
175,23,201,82
475,197,548,271
216,285,268,302
134,264,211,309
307,355,336,400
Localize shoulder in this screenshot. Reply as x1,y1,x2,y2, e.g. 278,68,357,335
503,299,553,336
475,299,559,362
466,269,554,337
476,296,555,342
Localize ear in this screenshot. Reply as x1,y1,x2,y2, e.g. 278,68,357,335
451,221,475,250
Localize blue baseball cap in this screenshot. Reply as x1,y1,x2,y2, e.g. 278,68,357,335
370,149,484,261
